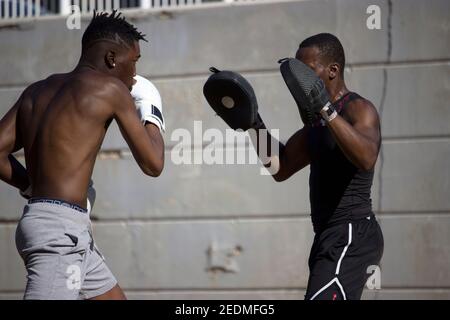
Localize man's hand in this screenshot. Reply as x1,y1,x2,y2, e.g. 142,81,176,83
280,58,337,125
131,75,165,133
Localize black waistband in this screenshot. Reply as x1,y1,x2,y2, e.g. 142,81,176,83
313,212,375,234
28,198,88,214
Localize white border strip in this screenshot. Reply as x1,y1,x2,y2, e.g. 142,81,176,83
309,223,352,300
336,223,352,275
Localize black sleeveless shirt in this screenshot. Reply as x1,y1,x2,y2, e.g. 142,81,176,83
308,92,374,233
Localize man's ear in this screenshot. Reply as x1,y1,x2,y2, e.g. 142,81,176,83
328,63,340,80
105,50,116,69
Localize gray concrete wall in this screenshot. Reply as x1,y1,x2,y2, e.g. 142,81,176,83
0,0,449,299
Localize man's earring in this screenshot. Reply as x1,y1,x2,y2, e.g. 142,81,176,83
113,63,116,67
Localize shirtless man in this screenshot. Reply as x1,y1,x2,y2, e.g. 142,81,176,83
0,11,165,299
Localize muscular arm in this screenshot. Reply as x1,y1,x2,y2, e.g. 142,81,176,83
326,99,381,171
0,97,29,191
251,120,310,182
273,126,311,182
112,82,164,177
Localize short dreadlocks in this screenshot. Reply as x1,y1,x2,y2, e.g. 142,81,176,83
82,10,147,51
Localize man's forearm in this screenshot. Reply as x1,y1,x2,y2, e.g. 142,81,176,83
0,154,29,191
249,119,285,177
143,122,165,176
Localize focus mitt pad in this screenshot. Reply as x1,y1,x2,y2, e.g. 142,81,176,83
279,58,331,125
203,67,262,131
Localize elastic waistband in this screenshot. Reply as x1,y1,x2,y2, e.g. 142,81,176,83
313,213,376,234
28,198,88,214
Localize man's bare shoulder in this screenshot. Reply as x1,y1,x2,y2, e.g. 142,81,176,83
69,71,135,121
344,95,380,125
72,70,129,98
21,73,70,99
15,78,49,112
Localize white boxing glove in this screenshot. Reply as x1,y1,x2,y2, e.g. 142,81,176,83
131,75,165,133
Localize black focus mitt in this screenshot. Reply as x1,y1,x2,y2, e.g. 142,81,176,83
203,67,262,131
279,58,333,125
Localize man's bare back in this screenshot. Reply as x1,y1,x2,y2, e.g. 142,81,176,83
19,69,126,208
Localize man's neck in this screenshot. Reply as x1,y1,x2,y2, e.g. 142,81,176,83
76,56,108,74
327,79,349,103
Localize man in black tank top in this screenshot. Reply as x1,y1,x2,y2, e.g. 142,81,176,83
254,33,384,299
309,91,375,234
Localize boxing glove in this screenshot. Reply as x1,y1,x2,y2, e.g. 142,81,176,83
279,58,337,125
131,75,165,133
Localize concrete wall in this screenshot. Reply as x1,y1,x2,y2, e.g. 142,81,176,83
0,0,449,299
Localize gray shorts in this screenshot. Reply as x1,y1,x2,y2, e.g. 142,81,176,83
15,200,117,300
